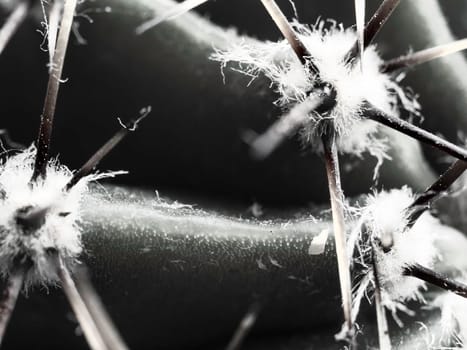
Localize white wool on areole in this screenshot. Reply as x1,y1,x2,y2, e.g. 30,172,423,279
0,146,118,287
211,20,420,163
433,289,467,348
349,187,443,320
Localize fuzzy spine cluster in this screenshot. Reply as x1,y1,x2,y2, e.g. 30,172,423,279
0,146,100,287
349,188,438,319
211,20,420,163
434,288,467,347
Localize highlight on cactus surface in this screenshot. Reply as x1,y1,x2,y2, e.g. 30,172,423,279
2,0,467,349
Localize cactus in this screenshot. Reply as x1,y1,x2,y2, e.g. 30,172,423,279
0,0,467,349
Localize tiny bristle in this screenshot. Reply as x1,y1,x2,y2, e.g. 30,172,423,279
371,242,392,350
32,0,78,182
74,268,129,350
225,303,262,350
66,107,151,190
47,0,64,65
0,272,23,346
135,0,210,34
345,0,400,64
363,0,400,48
368,106,467,161
407,159,467,226
404,264,467,299
249,94,324,159
0,0,29,56
322,132,355,342
354,0,366,71
56,256,108,350
381,38,467,73
259,0,317,72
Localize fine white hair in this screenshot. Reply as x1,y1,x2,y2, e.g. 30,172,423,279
211,20,420,165
432,277,467,348
349,187,441,323
0,146,118,288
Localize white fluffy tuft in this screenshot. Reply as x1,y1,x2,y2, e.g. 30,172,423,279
0,146,114,287
350,187,441,320
433,289,467,348
211,20,420,163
